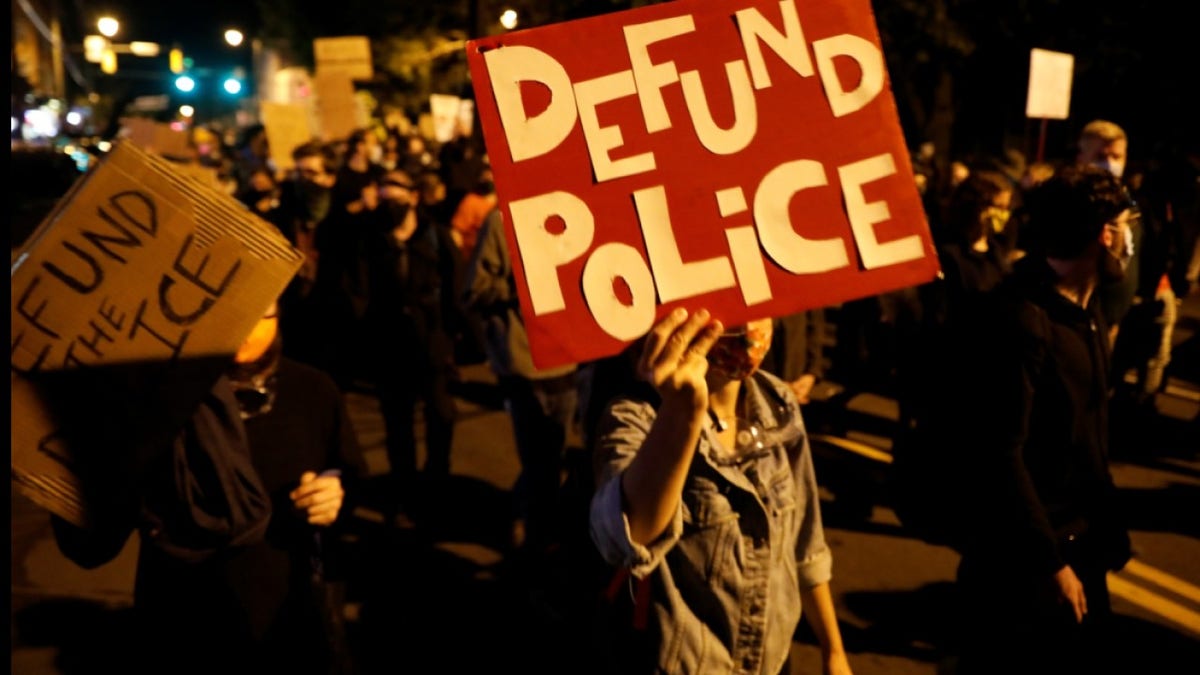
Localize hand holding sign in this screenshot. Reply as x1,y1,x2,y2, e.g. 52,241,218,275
467,0,938,369
638,307,723,415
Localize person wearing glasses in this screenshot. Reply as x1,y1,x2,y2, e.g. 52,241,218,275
588,311,854,675
51,301,361,675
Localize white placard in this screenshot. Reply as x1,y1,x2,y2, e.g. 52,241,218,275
1026,48,1074,120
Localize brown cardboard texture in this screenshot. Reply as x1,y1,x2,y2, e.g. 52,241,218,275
10,141,304,527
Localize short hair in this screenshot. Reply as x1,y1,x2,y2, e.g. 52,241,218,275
1078,119,1127,150
1022,164,1132,259
292,141,328,164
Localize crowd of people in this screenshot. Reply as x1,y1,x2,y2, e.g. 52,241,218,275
44,110,1200,674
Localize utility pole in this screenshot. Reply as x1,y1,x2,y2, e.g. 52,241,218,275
50,14,66,99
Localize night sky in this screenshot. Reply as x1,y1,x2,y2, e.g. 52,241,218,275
71,1,261,73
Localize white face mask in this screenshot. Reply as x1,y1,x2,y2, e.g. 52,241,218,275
1093,158,1125,180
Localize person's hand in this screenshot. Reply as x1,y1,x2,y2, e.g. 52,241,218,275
1053,564,1088,623
790,373,817,405
290,471,345,527
637,308,722,415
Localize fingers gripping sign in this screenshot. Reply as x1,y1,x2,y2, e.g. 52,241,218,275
639,308,723,412
290,469,345,527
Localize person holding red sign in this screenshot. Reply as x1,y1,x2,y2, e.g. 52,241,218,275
589,309,853,675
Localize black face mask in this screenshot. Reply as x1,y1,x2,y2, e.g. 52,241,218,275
228,332,282,420
300,183,332,222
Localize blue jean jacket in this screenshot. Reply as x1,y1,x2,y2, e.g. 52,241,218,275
590,370,833,674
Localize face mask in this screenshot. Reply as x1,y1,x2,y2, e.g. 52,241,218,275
1093,159,1125,180
369,145,384,164
300,183,332,222
706,320,773,381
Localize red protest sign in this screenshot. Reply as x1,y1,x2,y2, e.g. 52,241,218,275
467,0,938,369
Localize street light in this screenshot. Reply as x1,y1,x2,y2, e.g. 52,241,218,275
224,29,244,47
179,105,195,119
174,75,196,93
223,77,243,95
97,17,119,38
500,9,519,30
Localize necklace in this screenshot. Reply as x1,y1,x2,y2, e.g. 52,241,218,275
708,408,732,432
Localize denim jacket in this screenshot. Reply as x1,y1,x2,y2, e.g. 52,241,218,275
590,370,832,674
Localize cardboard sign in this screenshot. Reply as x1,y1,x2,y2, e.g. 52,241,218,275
314,72,360,141
467,0,938,369
314,36,374,81
430,93,464,143
10,141,304,527
261,101,315,171
119,117,192,161
1025,48,1074,120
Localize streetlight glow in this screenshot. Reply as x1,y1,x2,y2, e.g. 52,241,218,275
223,77,243,95
224,29,245,47
175,75,196,93
499,9,519,30
97,17,119,38
179,105,195,118
129,41,161,57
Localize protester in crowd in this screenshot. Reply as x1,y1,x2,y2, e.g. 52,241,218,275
450,168,498,266
588,311,854,675
233,123,273,192
237,166,282,223
1077,120,1181,410
362,168,460,500
416,170,481,365
310,129,384,389
51,302,361,675
949,164,1134,674
914,170,1016,423
330,127,384,218
462,207,579,561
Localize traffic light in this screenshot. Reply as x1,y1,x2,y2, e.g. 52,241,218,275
169,47,184,74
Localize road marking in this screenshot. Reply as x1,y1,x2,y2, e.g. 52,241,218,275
1108,573,1200,637
810,433,894,464
1122,559,1200,605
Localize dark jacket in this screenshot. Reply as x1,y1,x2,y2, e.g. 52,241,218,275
957,257,1130,576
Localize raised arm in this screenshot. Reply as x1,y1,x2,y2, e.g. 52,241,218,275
619,308,722,545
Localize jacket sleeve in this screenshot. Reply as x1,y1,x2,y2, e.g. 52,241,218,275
966,302,1064,575
589,397,685,578
461,209,513,314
